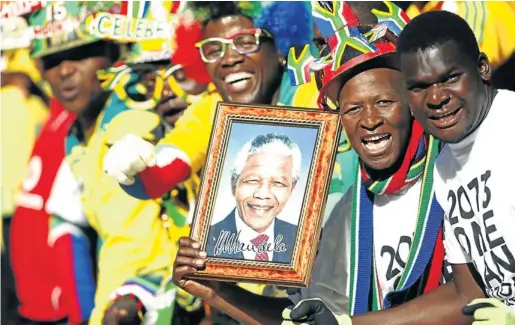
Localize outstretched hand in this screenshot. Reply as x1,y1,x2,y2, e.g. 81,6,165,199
102,295,142,325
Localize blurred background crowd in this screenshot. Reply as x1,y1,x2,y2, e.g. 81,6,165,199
1,1,514,325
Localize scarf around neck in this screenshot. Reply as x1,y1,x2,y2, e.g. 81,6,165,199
348,120,445,314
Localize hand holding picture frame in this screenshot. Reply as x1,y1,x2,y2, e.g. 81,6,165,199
187,102,341,287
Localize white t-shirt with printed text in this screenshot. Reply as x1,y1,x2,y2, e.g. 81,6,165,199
435,89,515,308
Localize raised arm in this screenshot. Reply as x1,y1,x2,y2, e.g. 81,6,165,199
103,94,219,200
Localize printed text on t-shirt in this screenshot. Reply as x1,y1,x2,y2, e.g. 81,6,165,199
447,170,515,304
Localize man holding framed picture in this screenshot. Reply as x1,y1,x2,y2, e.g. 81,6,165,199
168,2,484,325
102,1,319,201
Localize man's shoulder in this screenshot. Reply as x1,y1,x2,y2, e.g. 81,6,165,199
321,187,353,237
333,187,354,219
491,89,515,119
187,91,222,111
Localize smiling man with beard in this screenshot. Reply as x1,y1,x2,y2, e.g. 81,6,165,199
207,133,300,264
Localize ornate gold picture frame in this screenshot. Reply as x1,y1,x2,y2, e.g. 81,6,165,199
188,102,341,287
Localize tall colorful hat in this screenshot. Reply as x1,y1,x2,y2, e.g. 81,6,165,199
184,1,314,58
286,1,410,109
88,0,181,62
29,1,103,58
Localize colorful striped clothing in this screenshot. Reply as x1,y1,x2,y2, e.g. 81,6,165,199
407,1,515,69
65,90,196,325
11,99,95,324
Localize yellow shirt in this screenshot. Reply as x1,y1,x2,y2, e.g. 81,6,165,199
158,80,319,177
1,86,48,216
407,1,515,69
67,105,194,324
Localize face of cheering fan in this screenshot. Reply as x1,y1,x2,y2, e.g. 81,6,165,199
338,68,412,172
200,15,283,105
42,41,114,114
400,41,492,143
141,63,207,127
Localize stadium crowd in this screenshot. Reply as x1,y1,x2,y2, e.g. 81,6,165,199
1,1,515,325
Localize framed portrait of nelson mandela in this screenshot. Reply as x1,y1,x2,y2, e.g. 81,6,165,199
187,102,341,287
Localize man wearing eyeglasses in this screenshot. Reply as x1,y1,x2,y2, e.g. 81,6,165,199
102,3,318,324
103,1,318,202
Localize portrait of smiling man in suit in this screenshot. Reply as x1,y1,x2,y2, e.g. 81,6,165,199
207,133,301,264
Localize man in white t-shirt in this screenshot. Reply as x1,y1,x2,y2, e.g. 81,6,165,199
398,10,515,324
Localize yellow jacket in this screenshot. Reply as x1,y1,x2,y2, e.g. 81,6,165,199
157,78,319,178
1,86,48,250
66,93,196,324
407,1,515,69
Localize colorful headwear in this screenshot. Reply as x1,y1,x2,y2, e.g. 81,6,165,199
87,1,178,53
29,1,102,58
286,1,410,109
0,17,43,83
170,15,211,85
95,1,212,110
184,1,313,58
0,17,33,51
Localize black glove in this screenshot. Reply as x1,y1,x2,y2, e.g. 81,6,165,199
281,298,352,325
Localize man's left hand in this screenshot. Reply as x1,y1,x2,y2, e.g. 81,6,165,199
102,295,143,325
281,298,352,325
465,298,515,325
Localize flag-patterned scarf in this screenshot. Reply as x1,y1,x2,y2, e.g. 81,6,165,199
348,120,445,314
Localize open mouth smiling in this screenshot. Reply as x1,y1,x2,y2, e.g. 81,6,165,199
247,203,274,213
224,72,254,92
361,133,392,154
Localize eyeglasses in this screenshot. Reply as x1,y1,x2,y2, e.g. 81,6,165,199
195,28,272,63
